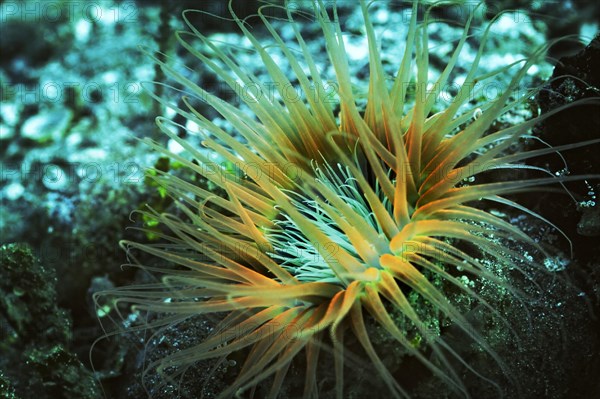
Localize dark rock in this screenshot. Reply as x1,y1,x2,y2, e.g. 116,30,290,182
531,35,600,259
0,370,20,399
0,20,54,84
0,243,101,399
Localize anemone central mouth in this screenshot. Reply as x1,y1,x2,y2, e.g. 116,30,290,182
266,162,389,284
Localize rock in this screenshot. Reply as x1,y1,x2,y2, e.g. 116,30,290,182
530,35,600,259
0,243,101,399
20,109,72,144
578,207,600,237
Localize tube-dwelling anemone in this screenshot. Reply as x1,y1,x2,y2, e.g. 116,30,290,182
98,1,599,398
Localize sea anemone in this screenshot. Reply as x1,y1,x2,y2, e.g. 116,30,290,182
97,1,598,398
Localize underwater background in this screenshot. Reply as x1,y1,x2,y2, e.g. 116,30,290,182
1,0,600,398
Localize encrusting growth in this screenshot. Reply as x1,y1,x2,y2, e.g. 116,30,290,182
96,1,599,398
